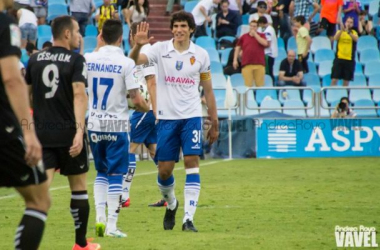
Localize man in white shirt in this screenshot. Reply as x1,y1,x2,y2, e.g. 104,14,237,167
85,19,149,238
258,16,278,81
249,1,273,24
192,0,221,38
129,11,219,232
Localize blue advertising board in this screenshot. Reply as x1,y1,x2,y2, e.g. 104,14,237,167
256,119,380,158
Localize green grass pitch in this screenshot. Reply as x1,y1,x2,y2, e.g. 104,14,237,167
0,158,379,250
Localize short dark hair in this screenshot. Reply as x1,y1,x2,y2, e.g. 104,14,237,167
257,1,267,8
51,15,75,40
257,16,268,24
346,16,354,21
340,97,349,103
221,0,229,4
102,19,123,44
294,15,306,25
170,11,196,37
42,41,53,49
26,42,36,54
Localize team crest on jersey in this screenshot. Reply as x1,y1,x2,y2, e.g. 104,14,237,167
175,61,183,71
190,56,196,65
9,24,21,48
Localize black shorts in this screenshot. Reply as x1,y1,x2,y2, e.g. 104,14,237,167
43,139,89,176
319,18,336,37
331,58,355,81
0,139,47,187
298,53,309,73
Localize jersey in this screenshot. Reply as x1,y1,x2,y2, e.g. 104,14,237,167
85,45,139,132
0,13,23,146
25,47,87,147
143,39,211,120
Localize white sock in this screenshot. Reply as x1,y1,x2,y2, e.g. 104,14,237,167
121,154,136,202
106,175,123,232
94,173,108,223
157,174,177,210
184,168,201,223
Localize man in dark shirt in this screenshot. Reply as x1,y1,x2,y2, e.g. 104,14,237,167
0,0,50,249
216,0,240,38
278,49,305,86
26,15,100,250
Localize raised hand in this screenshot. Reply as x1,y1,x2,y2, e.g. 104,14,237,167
135,22,154,46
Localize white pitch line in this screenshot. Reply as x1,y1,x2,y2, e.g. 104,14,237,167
0,160,230,200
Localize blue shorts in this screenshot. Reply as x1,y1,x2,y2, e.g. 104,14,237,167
20,23,37,41
130,110,157,147
88,131,129,174
155,117,202,162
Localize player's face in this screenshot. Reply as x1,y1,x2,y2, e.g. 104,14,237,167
172,21,194,42
69,20,81,50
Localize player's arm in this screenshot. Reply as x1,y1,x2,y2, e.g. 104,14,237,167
0,55,41,166
69,81,88,157
145,74,157,117
128,88,150,112
129,22,154,65
200,75,219,145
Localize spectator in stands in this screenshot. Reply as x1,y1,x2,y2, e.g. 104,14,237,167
319,0,344,43
258,16,277,82
267,0,281,34
95,0,119,31
10,7,38,49
70,0,96,37
289,0,319,30
331,97,356,118
13,0,30,10
234,20,268,87
277,50,305,87
343,0,361,33
229,0,244,15
249,1,273,24
26,42,39,56
216,0,240,38
278,0,292,46
30,0,47,25
294,15,311,73
223,39,242,75
42,41,52,50
331,17,358,86
125,0,150,28
358,10,373,36
192,0,221,38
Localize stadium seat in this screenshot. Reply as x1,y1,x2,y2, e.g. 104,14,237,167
220,48,232,67
357,35,378,54
322,74,332,87
364,61,380,78
311,36,331,54
242,14,250,25
287,36,297,52
325,88,348,104
20,49,29,66
308,96,330,117
273,60,281,78
237,25,249,37
372,88,380,103
217,36,236,50
359,48,380,64
307,61,317,74
212,73,227,88
123,25,130,41
318,60,333,77
283,100,306,117
214,89,238,117
278,86,301,104
303,85,320,105
264,75,273,87
210,61,223,74
349,75,367,86
368,0,379,16
37,25,52,38
184,1,198,12
349,89,372,103
353,99,377,117
94,0,103,8
196,36,216,49
208,48,220,62
314,49,335,66
355,62,363,75
84,36,97,51
277,48,287,62
260,99,281,114
37,36,52,50
230,73,244,88
256,89,277,105
277,37,285,50
85,25,98,37
47,4,69,22
368,73,380,87
245,98,259,115
304,73,320,87
48,0,67,5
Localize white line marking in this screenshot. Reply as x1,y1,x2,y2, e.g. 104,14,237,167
0,160,229,200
